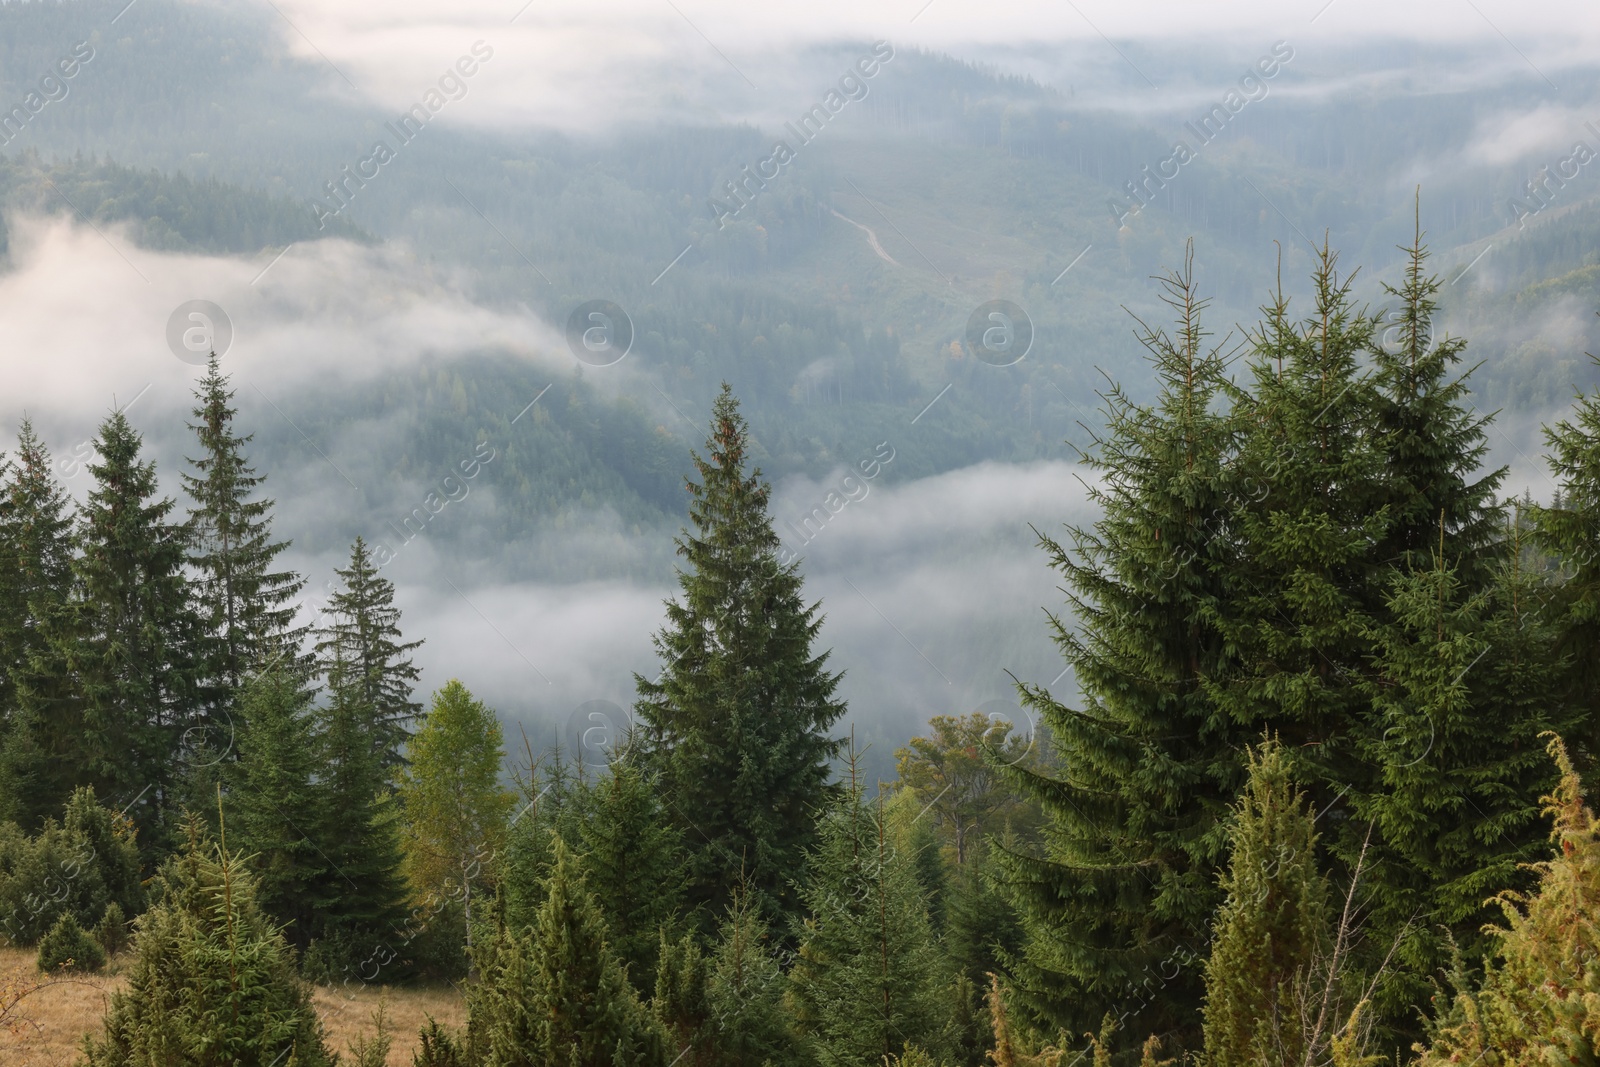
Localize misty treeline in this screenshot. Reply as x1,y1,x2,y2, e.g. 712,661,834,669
8,228,1600,1067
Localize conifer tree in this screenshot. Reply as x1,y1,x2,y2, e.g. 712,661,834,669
653,886,801,1067
39,411,199,847
81,814,335,1067
183,354,305,723
574,760,685,986
635,383,845,926
1416,736,1600,1064
1201,739,1328,1067
0,419,75,828
471,836,666,1067
308,647,407,959
1368,210,1504,584
226,668,331,951
1536,361,1600,764
1352,508,1576,1026
315,536,422,769
398,680,513,952
995,248,1241,1041
788,767,946,1066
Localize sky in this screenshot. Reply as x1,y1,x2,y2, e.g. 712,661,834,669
252,0,1600,131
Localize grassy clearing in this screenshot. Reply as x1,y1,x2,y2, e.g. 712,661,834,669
0,946,467,1067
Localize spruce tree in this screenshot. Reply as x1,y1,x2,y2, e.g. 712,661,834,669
654,886,802,1067
471,836,666,1067
574,760,686,987
183,354,305,724
81,814,335,1067
788,768,946,1066
994,248,1241,1042
0,419,75,828
226,667,332,951
315,536,423,769
635,383,845,926
307,647,407,962
1536,361,1600,767
1201,739,1329,1067
1351,509,1576,1029
41,410,199,847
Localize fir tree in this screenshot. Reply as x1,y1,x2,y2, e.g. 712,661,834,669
1200,739,1329,1067
40,411,200,847
471,836,666,1067
183,354,305,723
81,814,335,1067
788,766,946,1067
0,419,75,828
635,383,845,926
574,760,686,987
995,248,1241,1042
314,536,422,769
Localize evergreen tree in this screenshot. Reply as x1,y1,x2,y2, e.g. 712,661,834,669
226,668,331,950
471,836,666,1067
0,419,75,828
1200,739,1329,1067
36,411,199,847
1368,210,1504,584
314,536,422,769
1352,508,1576,1028
635,383,845,926
307,647,407,962
575,760,686,987
1536,358,1600,769
653,886,802,1067
1416,736,1600,1065
788,768,946,1066
81,814,335,1067
994,248,1241,1042
398,680,513,952
183,354,305,723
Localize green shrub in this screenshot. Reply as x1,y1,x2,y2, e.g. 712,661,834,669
36,911,106,972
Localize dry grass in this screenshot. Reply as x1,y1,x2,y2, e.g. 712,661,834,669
0,945,467,1067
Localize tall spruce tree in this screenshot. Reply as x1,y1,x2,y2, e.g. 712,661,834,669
226,667,332,951
308,645,407,960
1351,508,1576,1032
0,420,75,828
35,411,199,847
183,354,304,724
1536,349,1600,769
635,384,845,926
315,536,422,769
994,248,1241,1043
788,765,946,1067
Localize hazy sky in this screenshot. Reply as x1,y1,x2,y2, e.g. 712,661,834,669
258,0,1600,131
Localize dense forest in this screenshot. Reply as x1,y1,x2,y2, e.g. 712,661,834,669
6,225,1600,1065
